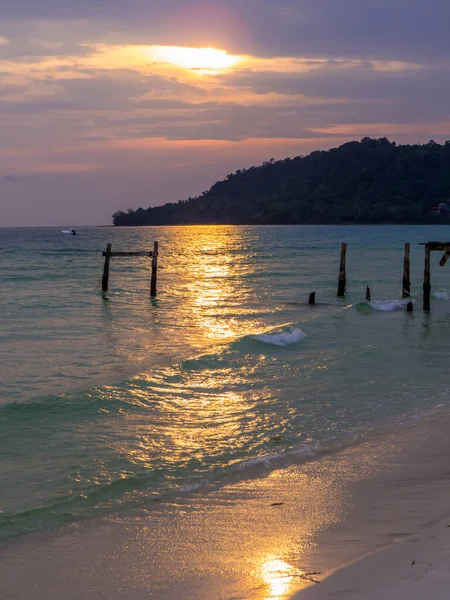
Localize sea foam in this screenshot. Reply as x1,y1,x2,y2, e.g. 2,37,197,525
369,299,412,312
253,327,306,346
236,443,319,471
432,291,450,300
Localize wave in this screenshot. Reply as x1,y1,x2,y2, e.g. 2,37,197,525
0,439,323,540
432,291,450,300
236,442,319,471
369,299,412,312
1,322,307,410
252,326,306,346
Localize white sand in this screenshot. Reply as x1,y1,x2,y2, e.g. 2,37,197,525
296,518,450,599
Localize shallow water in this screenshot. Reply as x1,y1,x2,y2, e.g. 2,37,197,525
2,224,450,538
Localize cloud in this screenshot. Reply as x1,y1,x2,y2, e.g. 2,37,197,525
2,1,450,225
1,1,449,62
1,42,450,154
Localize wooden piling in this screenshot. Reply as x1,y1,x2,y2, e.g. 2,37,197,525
423,243,431,311
308,292,316,305
365,286,371,302
150,241,159,297
439,250,450,267
402,243,411,298
337,243,347,297
102,243,112,292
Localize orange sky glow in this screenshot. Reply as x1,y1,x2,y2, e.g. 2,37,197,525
0,0,448,225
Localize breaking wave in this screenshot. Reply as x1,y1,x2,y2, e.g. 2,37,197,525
369,299,412,312
432,291,450,300
253,326,306,346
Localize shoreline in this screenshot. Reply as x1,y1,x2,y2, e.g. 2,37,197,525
296,515,450,599
3,410,450,599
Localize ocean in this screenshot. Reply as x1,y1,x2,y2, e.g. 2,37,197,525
2,224,450,541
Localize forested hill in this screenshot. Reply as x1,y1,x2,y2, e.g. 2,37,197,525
112,138,450,226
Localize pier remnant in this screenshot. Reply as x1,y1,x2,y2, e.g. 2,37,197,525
337,243,347,297
439,250,450,267
150,241,159,298
423,243,431,311
102,243,112,292
419,241,450,310
101,242,158,296
402,243,411,298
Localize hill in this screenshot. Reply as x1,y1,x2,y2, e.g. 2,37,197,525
112,138,450,226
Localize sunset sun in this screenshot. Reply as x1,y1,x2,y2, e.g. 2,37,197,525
150,45,240,71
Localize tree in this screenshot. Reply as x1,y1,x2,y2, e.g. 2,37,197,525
112,138,450,226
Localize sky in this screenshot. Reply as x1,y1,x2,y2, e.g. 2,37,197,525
2,0,450,226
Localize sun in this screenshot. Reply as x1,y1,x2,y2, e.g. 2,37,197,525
150,46,240,71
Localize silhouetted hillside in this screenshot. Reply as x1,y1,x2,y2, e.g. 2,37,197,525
113,138,450,225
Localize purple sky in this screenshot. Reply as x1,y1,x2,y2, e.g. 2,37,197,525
1,0,449,226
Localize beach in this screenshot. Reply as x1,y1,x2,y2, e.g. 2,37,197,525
298,519,450,600
3,409,450,599
3,224,450,598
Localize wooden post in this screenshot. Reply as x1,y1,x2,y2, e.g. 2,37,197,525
150,241,158,297
402,243,411,298
439,250,450,267
406,301,413,312
102,243,112,292
365,286,371,302
337,243,347,297
423,243,431,311
308,292,316,305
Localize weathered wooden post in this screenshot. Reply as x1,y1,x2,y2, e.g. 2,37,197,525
102,243,112,292
402,243,411,298
308,292,316,305
150,241,159,297
365,286,371,301
423,243,431,311
439,250,450,267
337,243,347,297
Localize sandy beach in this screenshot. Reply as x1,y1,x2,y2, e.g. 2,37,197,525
2,410,450,599
297,517,450,599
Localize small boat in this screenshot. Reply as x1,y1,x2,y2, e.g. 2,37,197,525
61,229,77,235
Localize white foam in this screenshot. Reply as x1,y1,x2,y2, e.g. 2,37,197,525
253,327,306,346
369,299,412,312
237,454,282,470
236,443,319,472
433,291,450,300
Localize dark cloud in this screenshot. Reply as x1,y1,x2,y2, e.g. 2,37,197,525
3,0,450,61
219,62,450,124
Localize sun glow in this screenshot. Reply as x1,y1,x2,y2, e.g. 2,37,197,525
150,46,240,71
261,559,296,599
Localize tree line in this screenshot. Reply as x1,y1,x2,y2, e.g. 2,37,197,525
113,138,450,226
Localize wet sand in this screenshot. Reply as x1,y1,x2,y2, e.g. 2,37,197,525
2,412,450,600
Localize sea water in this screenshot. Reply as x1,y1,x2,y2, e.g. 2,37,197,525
2,224,450,539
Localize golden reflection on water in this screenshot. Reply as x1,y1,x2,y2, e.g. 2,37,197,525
261,558,297,599
176,226,263,342
112,364,272,472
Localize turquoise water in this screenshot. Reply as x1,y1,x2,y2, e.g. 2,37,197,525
2,225,450,538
